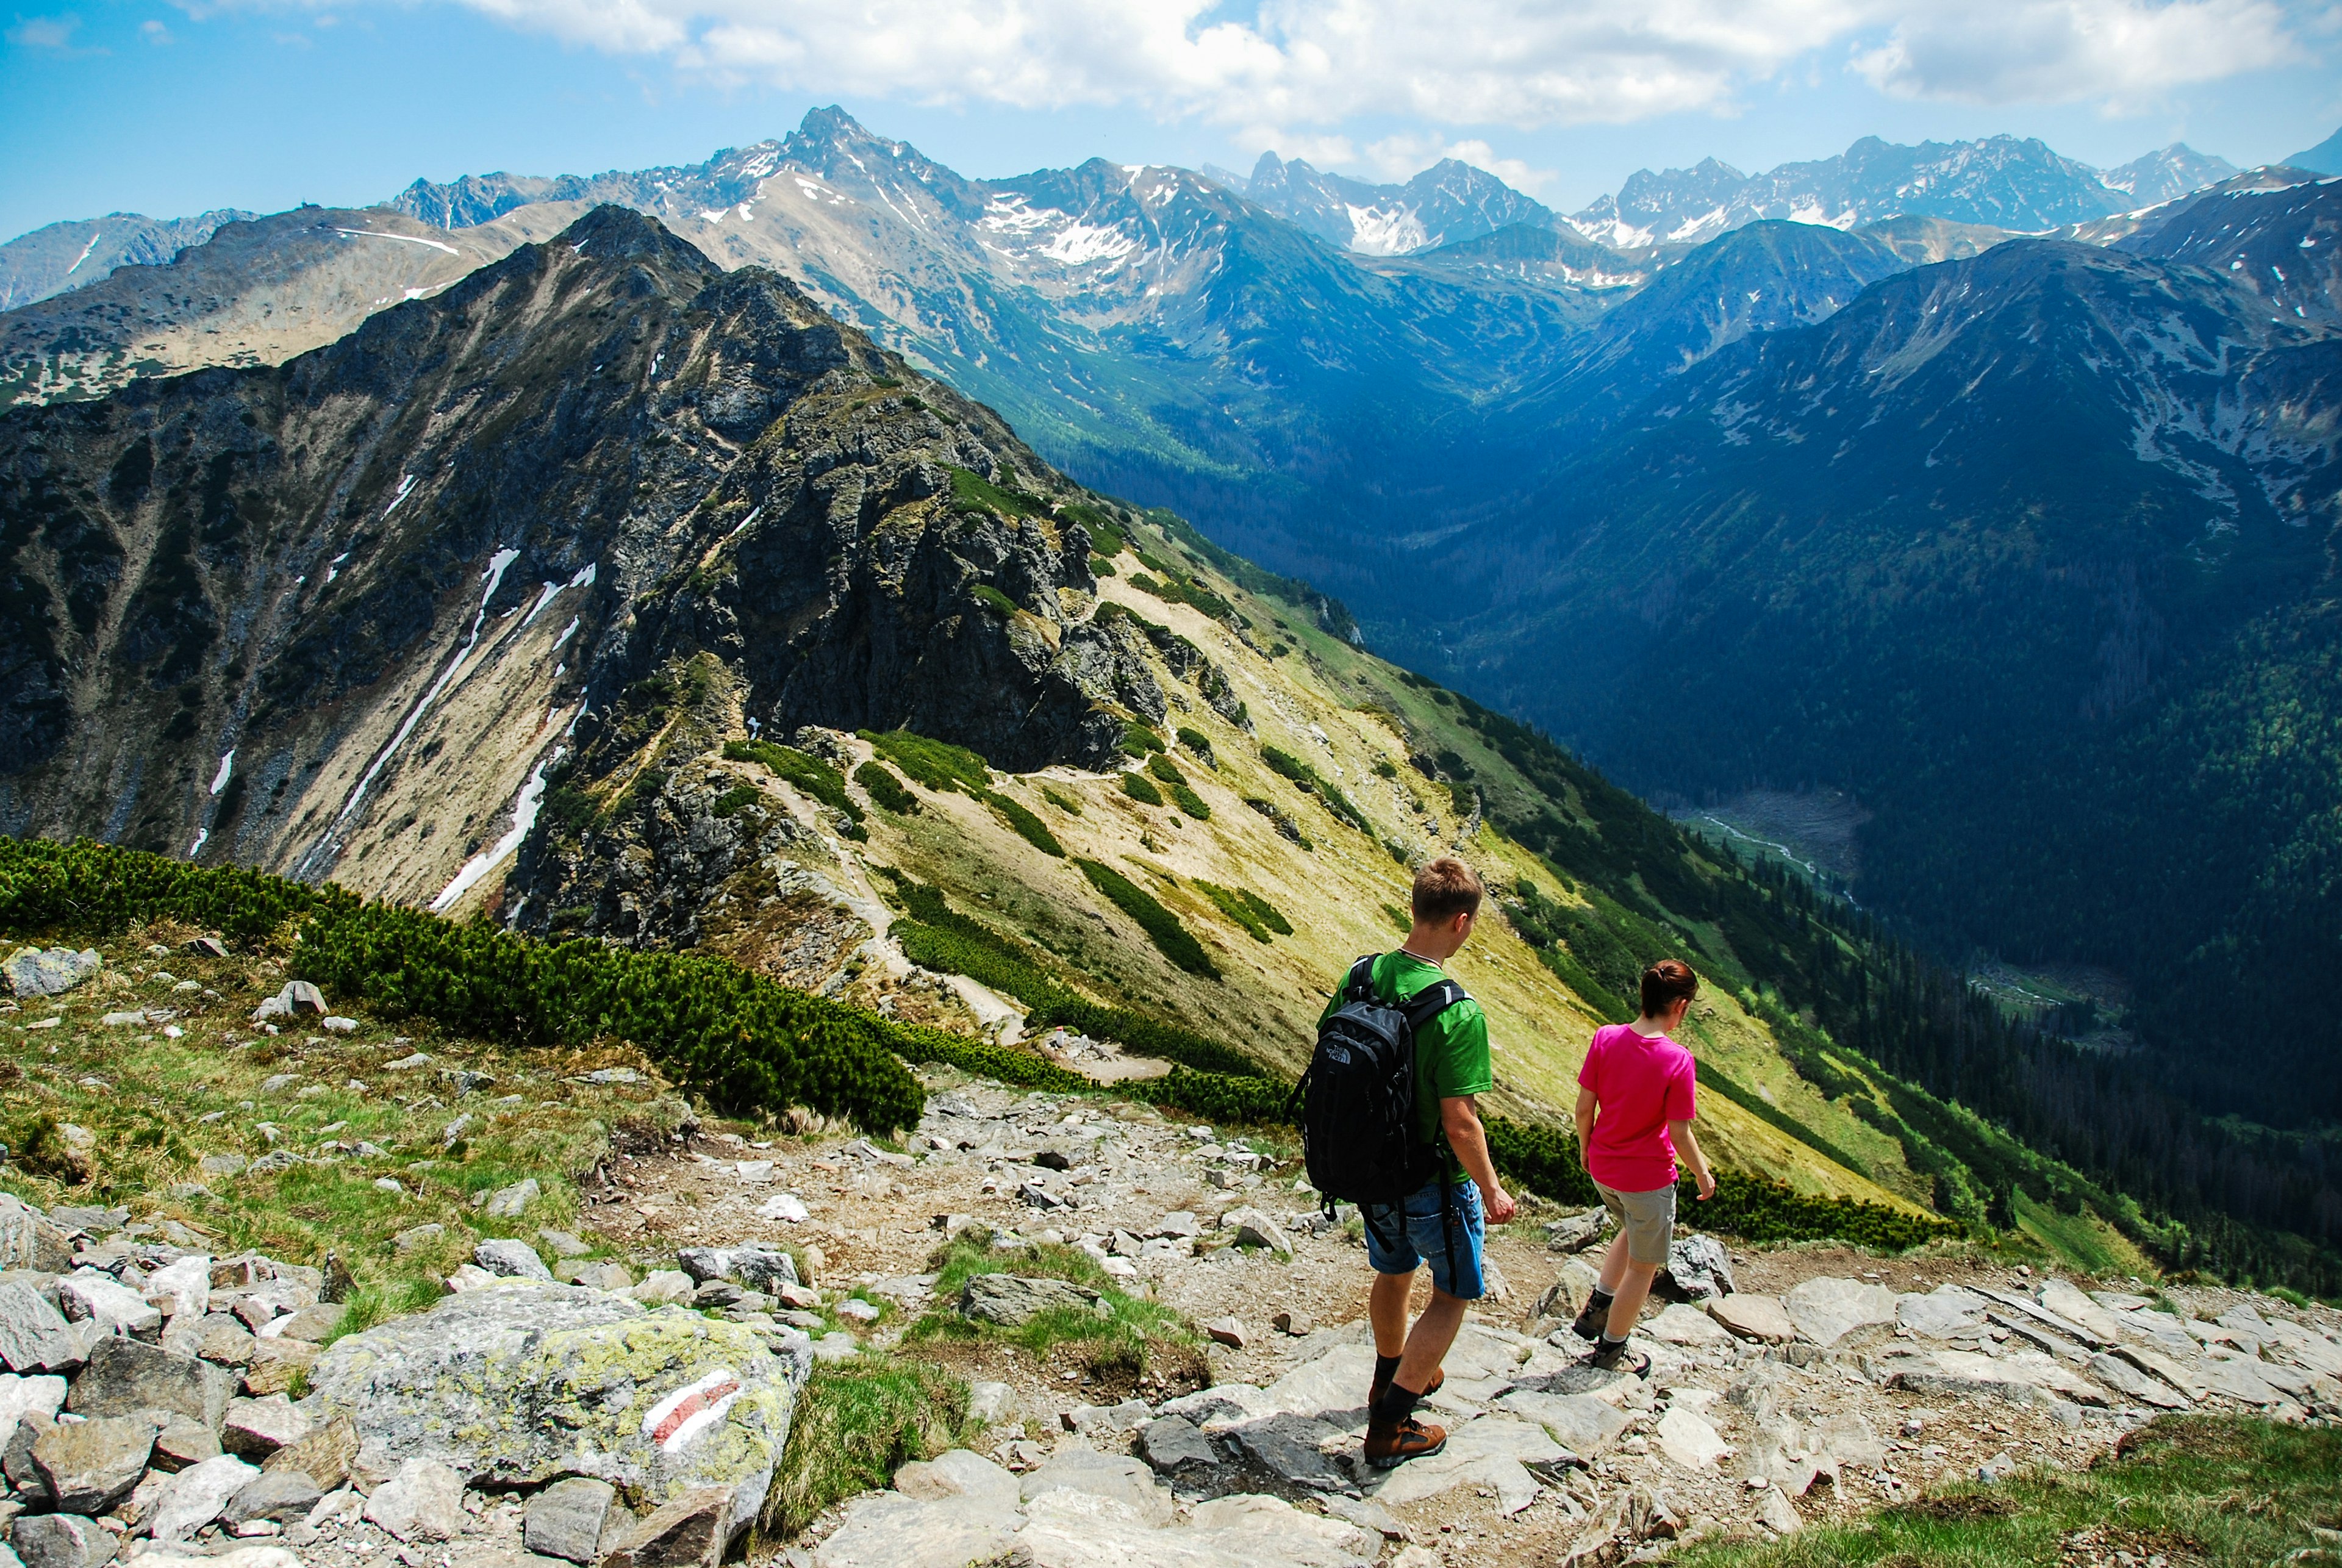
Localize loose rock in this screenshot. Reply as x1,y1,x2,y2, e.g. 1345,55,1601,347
525,1476,618,1564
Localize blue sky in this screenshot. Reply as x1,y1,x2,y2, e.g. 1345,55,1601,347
4,0,2338,242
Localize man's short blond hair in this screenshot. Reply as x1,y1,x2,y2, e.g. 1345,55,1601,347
1411,857,1484,924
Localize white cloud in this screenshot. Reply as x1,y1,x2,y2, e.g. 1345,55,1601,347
7,12,83,48
195,0,2315,134
140,16,173,40
1852,0,2299,106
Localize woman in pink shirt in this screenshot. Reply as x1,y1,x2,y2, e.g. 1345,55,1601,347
1570,959,1716,1374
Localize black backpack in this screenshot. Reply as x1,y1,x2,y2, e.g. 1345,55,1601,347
1292,953,1469,1208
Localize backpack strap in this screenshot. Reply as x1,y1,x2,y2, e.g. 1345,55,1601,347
1399,978,1469,1033
1342,954,1380,1004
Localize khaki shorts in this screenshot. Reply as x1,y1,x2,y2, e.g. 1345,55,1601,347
1595,1180,1677,1265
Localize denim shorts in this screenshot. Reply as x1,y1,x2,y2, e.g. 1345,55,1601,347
1359,1178,1485,1300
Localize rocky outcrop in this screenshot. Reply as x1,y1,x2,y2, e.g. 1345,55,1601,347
0,204,1165,919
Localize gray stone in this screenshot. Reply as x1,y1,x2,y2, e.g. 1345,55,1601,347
269,1303,346,1344
598,1486,736,1568
1545,1208,1613,1253
31,1414,156,1513
525,1477,618,1563
957,1273,1103,1328
142,1256,211,1321
1897,1284,1990,1340
1660,1235,1735,1301
9,1514,115,1568
221,1395,309,1458
1061,1398,1151,1437
1492,1389,1627,1456
65,1337,238,1431
4,948,101,998
539,1230,592,1258
1224,1413,1350,1491
1205,1316,1247,1348
1782,1276,1897,1346
1158,1384,1278,1430
966,1381,1020,1428
151,1414,221,1471
57,1270,159,1336
240,1338,318,1397
0,1199,74,1276
3,1412,54,1505
1756,1484,1802,1534
163,1311,253,1368
471,1239,551,1281
892,1450,1020,1507
1019,1448,1173,1527
812,1489,1020,1568
0,1283,83,1373
1138,1415,1219,1474
676,1246,797,1292
0,1372,68,1432
478,1179,541,1219
361,1457,463,1542
2089,1353,2191,1409
392,1225,445,1253
147,1453,260,1542
2196,1353,2286,1406
1648,1303,1732,1346
1654,1406,1729,1469
1218,1208,1293,1259
1707,1294,1797,1344
312,1283,798,1520
1150,1212,1200,1239
221,1469,324,1525
261,1414,358,1493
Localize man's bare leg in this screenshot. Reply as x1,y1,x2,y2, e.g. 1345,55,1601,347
1395,1287,1467,1392
1603,1258,1661,1340
1369,1269,1413,1358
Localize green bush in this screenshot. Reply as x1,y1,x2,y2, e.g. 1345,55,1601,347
1059,502,1128,557
1121,721,1164,757
1193,881,1283,943
1144,756,1210,815
979,790,1064,857
723,740,863,826
947,467,1045,520
0,837,925,1133
1089,555,1117,578
1259,746,1370,833
1075,859,1219,979
1122,773,1165,807
1167,784,1210,821
861,731,990,793
1175,728,1216,767
854,762,919,815
711,784,764,819
1040,786,1083,816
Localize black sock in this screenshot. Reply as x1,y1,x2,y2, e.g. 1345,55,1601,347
1373,1353,1402,1387
1373,1382,1423,1424
1585,1287,1615,1313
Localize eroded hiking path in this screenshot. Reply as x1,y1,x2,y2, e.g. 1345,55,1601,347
603,1064,2342,1567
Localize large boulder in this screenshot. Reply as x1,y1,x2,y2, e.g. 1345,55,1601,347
1782,1277,1897,1346
0,1283,84,1373
0,1198,74,1275
312,1282,799,1539
1658,1235,1734,1302
66,1338,237,1431
4,948,102,998
958,1275,1105,1328
32,1415,156,1513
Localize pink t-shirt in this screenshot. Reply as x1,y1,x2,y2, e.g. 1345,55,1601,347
1577,1023,1697,1193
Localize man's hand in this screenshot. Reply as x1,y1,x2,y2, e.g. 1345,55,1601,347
1693,1167,1717,1201
1482,1184,1517,1225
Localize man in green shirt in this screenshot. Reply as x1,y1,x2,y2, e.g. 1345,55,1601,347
1317,857,1517,1467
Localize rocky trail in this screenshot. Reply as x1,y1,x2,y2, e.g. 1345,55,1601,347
5,937,2341,1568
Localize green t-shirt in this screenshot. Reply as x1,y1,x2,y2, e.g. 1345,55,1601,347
1319,950,1492,1173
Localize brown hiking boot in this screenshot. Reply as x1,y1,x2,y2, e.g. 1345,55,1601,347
1366,1364,1444,1411
1363,1414,1448,1469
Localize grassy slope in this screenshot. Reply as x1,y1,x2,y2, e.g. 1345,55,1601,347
846,517,1933,1215
1683,1416,2342,1568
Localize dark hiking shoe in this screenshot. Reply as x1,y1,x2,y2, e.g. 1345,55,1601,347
1588,1338,1652,1378
1366,1364,1443,1412
1363,1415,1448,1469
1571,1295,1614,1341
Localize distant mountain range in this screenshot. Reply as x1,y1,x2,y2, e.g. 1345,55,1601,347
3,109,2338,1141
0,208,254,311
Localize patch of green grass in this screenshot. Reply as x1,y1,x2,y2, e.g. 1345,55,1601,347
854,762,919,815
947,466,1046,521
2011,1187,2132,1275
1259,745,1370,833
1677,1417,2342,1568
1121,721,1164,757
710,784,764,819
860,731,991,793
769,1354,968,1538
1381,902,1412,935
1192,882,1289,944
1088,554,1117,578
1040,785,1083,816
723,740,862,826
1122,773,1165,807
970,584,1017,620
979,790,1065,858
911,1230,1191,1375
1076,859,1219,979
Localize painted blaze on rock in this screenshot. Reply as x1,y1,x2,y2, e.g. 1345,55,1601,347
310,1284,798,1538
